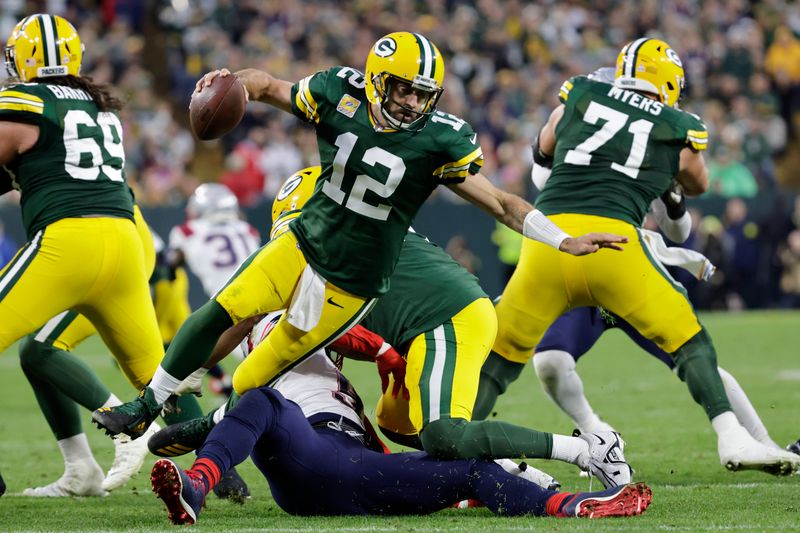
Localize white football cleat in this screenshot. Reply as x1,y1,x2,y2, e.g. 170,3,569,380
494,458,560,490
23,458,107,497
718,425,800,476
102,421,160,491
578,431,632,489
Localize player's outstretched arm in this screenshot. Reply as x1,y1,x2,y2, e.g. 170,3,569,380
195,68,293,113
449,173,626,255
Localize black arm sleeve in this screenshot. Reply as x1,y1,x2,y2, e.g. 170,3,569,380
531,133,554,169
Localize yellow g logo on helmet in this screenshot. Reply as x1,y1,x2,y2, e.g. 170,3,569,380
614,38,685,108
364,31,444,130
4,14,83,82
270,167,321,240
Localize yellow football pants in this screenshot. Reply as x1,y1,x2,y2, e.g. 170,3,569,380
377,297,497,435
216,230,375,394
494,213,702,364
0,212,163,388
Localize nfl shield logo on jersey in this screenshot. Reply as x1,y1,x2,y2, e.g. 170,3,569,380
336,94,360,118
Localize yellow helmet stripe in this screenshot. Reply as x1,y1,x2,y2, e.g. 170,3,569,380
624,37,649,78
413,33,434,79
37,14,60,68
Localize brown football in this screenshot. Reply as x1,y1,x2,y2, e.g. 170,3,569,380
189,74,246,140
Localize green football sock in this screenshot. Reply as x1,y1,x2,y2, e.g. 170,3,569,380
19,337,111,439
420,417,553,460
672,327,732,420
162,299,233,380
473,351,526,420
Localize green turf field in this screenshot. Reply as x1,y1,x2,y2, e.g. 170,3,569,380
0,311,798,531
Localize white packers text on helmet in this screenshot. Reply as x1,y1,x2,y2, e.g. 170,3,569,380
4,14,84,81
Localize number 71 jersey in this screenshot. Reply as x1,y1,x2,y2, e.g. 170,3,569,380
0,83,133,239
536,76,708,227
289,66,483,298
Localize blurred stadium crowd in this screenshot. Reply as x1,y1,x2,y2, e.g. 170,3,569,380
2,0,800,309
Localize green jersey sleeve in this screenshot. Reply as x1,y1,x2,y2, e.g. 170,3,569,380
0,83,48,126
558,76,585,104
290,68,337,124
429,111,484,184
679,112,709,152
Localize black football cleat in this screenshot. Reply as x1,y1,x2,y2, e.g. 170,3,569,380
148,413,216,457
213,467,250,504
93,387,162,439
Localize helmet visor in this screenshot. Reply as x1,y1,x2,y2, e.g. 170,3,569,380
3,45,18,79
380,75,442,129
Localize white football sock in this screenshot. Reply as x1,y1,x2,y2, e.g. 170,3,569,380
57,433,95,463
550,434,590,469
717,366,779,448
150,366,183,404
534,350,611,432
711,411,740,436
101,393,122,409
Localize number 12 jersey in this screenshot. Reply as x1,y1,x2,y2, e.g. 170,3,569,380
289,66,483,298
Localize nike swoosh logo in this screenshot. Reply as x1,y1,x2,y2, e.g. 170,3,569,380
470,133,477,144
327,297,344,309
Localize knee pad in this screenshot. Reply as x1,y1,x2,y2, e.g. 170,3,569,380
533,349,575,381
420,418,468,460
18,336,53,372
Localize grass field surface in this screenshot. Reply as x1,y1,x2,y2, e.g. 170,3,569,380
0,311,798,531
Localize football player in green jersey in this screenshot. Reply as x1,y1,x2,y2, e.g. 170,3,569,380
93,32,627,443
0,14,203,494
475,38,799,475
151,167,634,488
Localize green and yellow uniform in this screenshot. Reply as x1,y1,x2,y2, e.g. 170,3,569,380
0,82,163,386
359,232,492,435
223,66,483,393
495,75,709,364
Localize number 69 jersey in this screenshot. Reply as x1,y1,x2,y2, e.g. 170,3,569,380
0,83,133,239
535,76,708,227
289,66,483,298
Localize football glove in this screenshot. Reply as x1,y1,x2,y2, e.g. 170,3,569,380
376,344,409,400
660,181,686,220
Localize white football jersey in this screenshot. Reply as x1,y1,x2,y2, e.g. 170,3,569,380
248,311,365,430
168,218,260,296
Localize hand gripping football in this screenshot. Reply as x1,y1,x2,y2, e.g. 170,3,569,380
189,74,246,140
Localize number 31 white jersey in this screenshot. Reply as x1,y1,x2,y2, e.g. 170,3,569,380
168,218,261,296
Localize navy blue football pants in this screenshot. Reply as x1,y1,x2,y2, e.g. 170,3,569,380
198,386,558,516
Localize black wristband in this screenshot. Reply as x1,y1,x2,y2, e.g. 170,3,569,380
660,187,686,219
531,134,554,169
